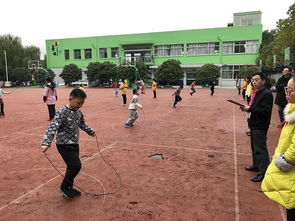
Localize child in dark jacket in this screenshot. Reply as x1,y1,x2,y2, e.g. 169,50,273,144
172,86,183,108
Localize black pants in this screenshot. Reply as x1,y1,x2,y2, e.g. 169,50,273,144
287,209,295,221
278,105,285,123
173,95,182,107
242,89,246,99
237,88,241,95
210,88,214,95
191,88,196,95
57,144,81,190
250,129,270,174
122,94,127,104
246,96,251,105
47,104,56,119
153,90,156,98
0,99,4,114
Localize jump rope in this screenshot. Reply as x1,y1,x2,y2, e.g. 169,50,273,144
44,134,122,199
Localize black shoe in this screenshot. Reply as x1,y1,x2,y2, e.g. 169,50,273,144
70,188,81,197
251,174,264,182
60,188,75,198
129,123,134,127
245,131,251,136
245,165,259,172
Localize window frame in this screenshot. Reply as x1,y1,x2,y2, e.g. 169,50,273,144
74,49,81,59
64,49,70,60
84,48,92,59
99,48,107,58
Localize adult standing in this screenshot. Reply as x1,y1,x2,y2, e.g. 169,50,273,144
241,72,273,182
43,78,57,121
119,79,128,105
262,76,295,221
275,67,292,123
152,79,157,98
235,76,242,95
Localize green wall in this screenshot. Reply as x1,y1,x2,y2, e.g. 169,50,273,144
46,24,262,68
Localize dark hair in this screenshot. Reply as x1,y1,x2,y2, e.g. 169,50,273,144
252,72,267,80
284,66,292,72
180,85,183,89
46,77,52,83
70,88,87,99
132,89,138,94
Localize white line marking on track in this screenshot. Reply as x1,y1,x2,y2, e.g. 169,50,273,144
118,141,251,156
233,102,240,221
0,141,118,212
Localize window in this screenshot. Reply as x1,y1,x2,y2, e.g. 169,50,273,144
74,49,81,59
245,41,259,53
187,42,219,55
223,41,258,54
99,48,107,58
155,44,184,56
64,50,69,60
84,49,92,59
234,13,261,26
111,48,119,58
221,65,240,79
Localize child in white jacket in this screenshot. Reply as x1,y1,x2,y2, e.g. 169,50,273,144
124,89,142,128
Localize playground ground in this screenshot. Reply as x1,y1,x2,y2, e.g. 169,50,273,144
0,87,286,221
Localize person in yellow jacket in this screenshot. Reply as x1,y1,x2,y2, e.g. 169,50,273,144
261,76,295,220
152,79,157,98
245,79,253,105
119,79,128,105
241,78,248,100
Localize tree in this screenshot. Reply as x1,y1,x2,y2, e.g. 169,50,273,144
0,34,40,69
256,30,277,66
10,67,32,85
239,66,260,78
60,64,82,86
86,61,117,86
117,65,135,85
155,59,183,85
195,64,220,85
33,68,55,84
275,4,295,61
135,62,150,82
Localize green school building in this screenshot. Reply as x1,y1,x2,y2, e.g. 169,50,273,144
45,11,262,87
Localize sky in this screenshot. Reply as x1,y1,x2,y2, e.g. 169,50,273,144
1,0,294,59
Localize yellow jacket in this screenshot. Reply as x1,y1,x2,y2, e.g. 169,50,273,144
119,80,128,94
152,81,157,91
261,103,295,209
241,80,248,90
245,84,252,97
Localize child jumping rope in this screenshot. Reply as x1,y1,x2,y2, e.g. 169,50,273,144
172,86,183,108
190,81,196,96
124,89,143,128
41,88,95,199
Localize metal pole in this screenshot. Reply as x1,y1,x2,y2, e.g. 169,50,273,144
3,50,8,82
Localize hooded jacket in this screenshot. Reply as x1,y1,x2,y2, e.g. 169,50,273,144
261,103,295,209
